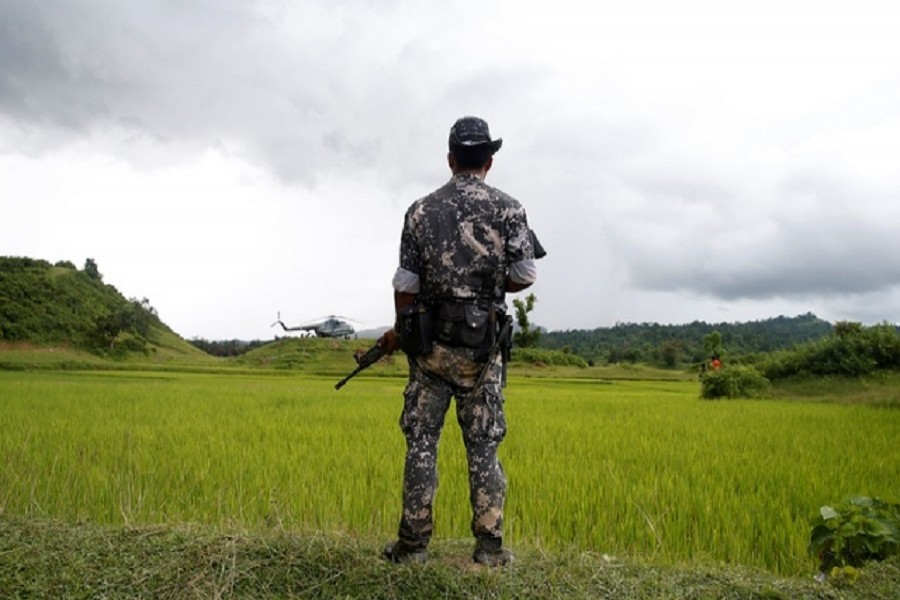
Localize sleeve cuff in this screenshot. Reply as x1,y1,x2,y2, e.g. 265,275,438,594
392,267,420,294
509,259,537,285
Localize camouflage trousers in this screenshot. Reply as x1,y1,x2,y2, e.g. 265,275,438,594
397,342,507,549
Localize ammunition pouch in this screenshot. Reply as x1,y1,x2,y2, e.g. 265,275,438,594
433,301,495,361
397,303,433,357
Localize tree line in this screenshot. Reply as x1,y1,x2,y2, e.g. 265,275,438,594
188,338,269,357
539,313,837,366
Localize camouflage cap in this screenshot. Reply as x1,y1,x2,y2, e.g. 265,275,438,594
448,116,503,153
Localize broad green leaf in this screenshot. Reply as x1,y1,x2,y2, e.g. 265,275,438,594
820,506,839,520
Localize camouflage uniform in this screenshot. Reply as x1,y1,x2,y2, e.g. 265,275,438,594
399,173,534,311
393,172,535,551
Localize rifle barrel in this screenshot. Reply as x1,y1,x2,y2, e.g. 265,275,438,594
334,344,388,390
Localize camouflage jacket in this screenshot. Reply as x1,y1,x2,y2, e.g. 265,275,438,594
396,172,535,308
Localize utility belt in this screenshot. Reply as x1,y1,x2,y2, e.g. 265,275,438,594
397,300,506,362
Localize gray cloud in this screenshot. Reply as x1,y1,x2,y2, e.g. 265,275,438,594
609,173,900,301
0,0,558,186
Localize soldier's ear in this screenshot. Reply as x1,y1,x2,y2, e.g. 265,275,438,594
447,152,457,171
483,156,493,174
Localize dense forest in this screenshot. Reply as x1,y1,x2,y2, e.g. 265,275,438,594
540,313,836,366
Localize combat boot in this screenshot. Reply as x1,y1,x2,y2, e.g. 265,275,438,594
472,537,513,567
382,540,429,564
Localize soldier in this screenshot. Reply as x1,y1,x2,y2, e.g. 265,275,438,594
378,116,538,566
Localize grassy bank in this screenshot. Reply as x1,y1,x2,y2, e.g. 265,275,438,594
3,518,897,599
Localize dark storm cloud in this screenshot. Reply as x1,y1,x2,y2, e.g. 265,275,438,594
0,0,542,188
0,1,254,126
0,0,371,182
0,0,113,128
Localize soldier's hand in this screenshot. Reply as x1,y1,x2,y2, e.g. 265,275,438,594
377,328,401,354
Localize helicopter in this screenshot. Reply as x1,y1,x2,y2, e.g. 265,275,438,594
271,313,356,339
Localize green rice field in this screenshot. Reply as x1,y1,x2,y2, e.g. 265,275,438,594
1,369,897,577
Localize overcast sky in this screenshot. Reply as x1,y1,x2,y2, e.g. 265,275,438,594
3,0,899,340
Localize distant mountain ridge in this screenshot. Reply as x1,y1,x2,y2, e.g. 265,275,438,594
355,326,390,339
541,313,836,364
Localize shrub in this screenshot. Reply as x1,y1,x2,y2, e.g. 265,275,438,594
810,496,900,574
512,347,589,368
117,335,150,355
760,322,900,380
700,365,770,399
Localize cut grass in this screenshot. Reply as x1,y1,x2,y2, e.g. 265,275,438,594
3,517,897,599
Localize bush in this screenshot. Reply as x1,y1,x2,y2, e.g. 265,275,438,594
117,335,151,355
512,347,589,368
760,322,900,380
810,496,900,574
700,365,770,399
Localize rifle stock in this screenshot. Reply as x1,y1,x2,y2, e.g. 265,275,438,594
473,314,513,392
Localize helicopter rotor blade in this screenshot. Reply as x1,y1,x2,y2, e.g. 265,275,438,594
293,315,364,326
327,315,366,325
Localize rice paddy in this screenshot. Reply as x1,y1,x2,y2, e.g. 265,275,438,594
1,369,897,576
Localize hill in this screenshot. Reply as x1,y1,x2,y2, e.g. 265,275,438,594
0,256,205,359
233,336,407,378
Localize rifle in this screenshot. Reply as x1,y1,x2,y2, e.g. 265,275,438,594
473,314,513,392
335,343,388,390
